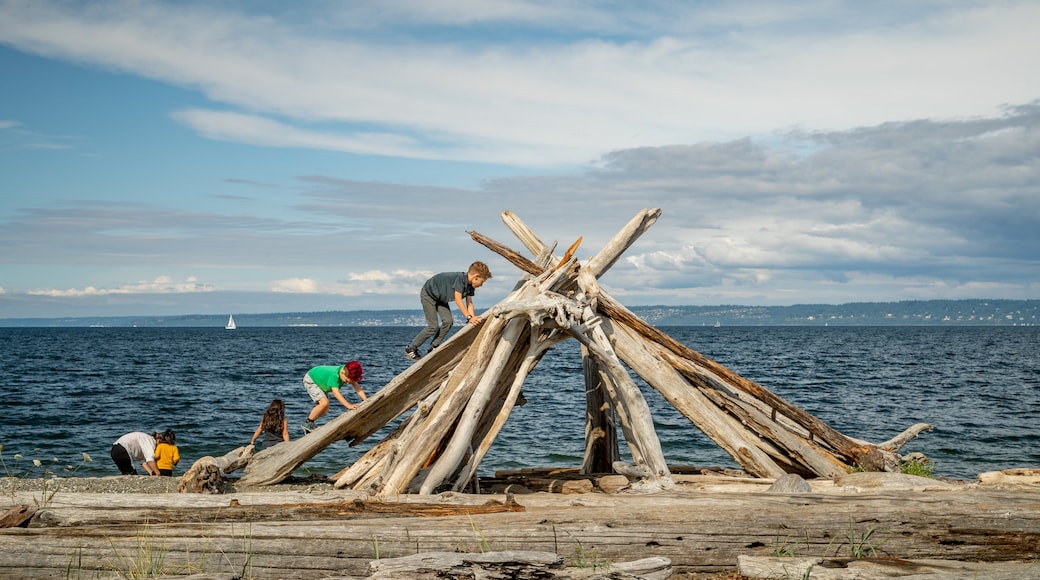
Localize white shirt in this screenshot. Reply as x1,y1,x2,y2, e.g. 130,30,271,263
114,432,156,462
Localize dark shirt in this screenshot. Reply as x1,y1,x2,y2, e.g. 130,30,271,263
422,271,474,304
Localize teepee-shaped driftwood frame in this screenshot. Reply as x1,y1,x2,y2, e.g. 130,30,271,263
238,209,932,493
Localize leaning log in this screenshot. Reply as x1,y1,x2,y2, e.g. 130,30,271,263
238,323,478,487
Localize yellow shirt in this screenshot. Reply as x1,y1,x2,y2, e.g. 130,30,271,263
155,442,180,471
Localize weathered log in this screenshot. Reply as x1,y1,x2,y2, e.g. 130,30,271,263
581,346,619,475
607,319,790,478
367,551,565,580
3,487,1038,578
238,322,477,487
178,445,254,493
452,327,567,492
420,317,528,494
28,495,525,528
367,551,672,580
0,505,35,529
572,268,673,491
737,555,1039,579
376,315,510,495
596,292,876,462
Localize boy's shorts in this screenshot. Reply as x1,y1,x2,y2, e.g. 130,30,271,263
304,374,329,403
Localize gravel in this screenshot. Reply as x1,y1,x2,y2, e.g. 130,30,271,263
3,474,334,495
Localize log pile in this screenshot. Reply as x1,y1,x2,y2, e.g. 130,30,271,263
239,208,933,492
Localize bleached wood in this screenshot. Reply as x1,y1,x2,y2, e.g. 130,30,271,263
8,487,1040,578
452,328,569,492
376,315,508,495
872,423,935,452
178,445,254,493
584,208,661,278
238,325,476,486
606,319,789,478
596,292,869,462
419,318,527,494
570,271,672,490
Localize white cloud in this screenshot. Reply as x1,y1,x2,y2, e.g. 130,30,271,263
271,278,320,294
26,276,214,297
2,1,1037,165
272,270,435,298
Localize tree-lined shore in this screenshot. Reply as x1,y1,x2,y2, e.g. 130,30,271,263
2,299,1037,327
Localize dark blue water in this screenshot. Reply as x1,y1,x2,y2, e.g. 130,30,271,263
1,326,1037,481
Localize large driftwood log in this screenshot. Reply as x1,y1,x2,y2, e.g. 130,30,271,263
419,318,528,494
377,315,510,495
3,486,1038,578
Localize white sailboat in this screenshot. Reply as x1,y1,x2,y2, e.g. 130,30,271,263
225,314,237,330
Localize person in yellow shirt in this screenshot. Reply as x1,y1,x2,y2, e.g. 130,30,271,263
154,429,180,476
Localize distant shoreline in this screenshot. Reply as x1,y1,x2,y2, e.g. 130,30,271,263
1,298,1037,327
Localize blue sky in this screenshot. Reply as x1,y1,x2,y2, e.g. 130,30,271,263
1,0,1038,318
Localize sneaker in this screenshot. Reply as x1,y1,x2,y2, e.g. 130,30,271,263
301,420,316,433
404,346,421,361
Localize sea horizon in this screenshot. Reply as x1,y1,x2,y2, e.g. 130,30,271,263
1,298,1037,327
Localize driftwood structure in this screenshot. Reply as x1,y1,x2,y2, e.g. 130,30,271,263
239,208,933,492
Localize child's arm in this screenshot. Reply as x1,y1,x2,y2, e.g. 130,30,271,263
250,422,263,445
331,387,357,411
351,381,367,401
455,291,480,324
281,418,290,442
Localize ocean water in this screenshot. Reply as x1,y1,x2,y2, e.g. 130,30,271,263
1,326,1037,481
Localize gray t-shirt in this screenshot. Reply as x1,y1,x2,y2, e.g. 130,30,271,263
422,271,474,303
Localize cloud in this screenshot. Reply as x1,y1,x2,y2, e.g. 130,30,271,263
271,278,319,294
2,1,1038,165
27,276,214,297
6,102,1036,309
1,2,1038,316
273,270,435,298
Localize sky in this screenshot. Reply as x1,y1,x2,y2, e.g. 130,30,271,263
1,0,1038,319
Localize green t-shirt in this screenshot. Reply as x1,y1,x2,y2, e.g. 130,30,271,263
307,365,344,392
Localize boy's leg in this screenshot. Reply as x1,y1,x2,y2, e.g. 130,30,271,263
303,375,328,431
429,301,454,349
407,292,441,358
310,397,330,420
